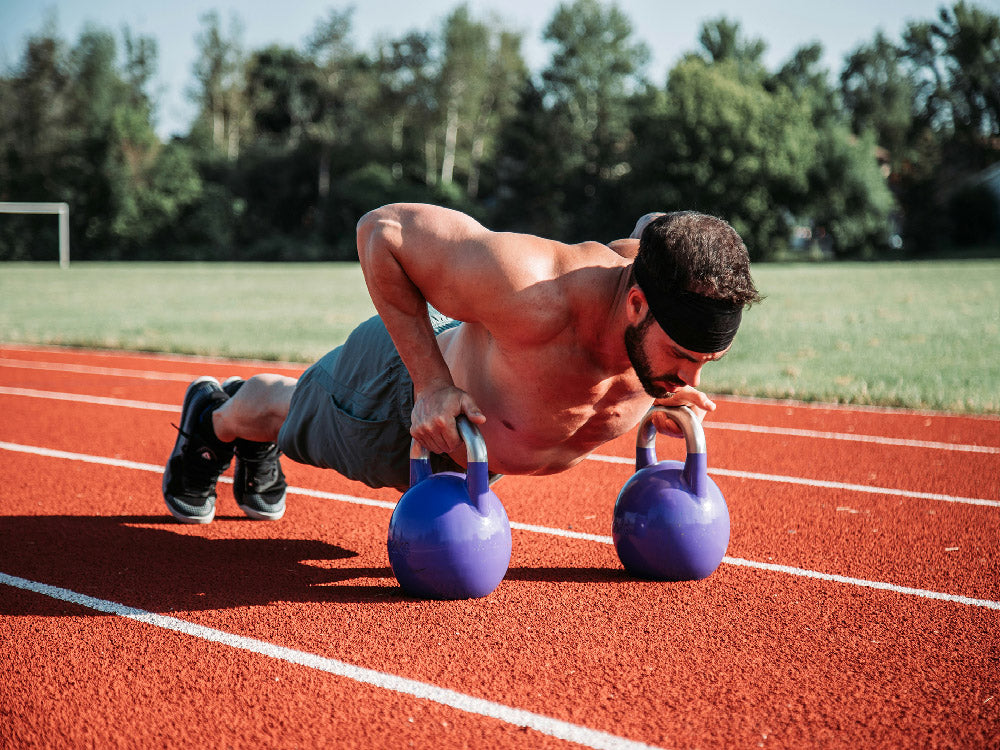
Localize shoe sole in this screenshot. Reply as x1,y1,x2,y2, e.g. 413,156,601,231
163,376,221,524
237,501,286,522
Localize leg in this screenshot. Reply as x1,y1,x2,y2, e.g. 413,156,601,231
212,373,297,443
162,373,295,524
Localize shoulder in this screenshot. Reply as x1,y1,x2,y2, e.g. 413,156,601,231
607,238,640,259
487,240,628,344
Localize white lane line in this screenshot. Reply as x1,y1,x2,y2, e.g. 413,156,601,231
2,441,998,611
2,374,996,454
0,386,178,412
506,526,1000,610
585,454,999,508
720,558,1000,610
0,441,166,472
717,393,1000,419
2,398,994,506
0,345,303,370
0,358,198,382
0,572,661,750
705,421,999,454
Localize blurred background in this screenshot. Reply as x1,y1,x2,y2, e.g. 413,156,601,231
1,0,997,263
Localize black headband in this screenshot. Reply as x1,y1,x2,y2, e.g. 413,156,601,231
633,261,742,353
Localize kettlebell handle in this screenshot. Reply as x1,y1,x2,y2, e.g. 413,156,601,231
637,405,706,457
409,416,491,506
409,416,487,464
635,405,709,496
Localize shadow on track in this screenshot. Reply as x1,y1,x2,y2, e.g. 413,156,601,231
0,514,403,613
0,515,663,614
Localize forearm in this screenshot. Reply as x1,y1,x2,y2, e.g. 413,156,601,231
356,208,454,395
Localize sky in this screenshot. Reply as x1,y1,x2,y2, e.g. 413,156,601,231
1,0,988,140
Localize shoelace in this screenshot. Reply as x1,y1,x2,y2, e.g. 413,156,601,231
241,456,280,489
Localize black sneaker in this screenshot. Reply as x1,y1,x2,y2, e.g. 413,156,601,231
222,378,287,521
162,377,234,524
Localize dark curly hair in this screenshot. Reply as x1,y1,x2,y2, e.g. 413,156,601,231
634,212,762,308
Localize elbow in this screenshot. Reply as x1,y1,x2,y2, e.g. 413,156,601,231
356,208,402,266
356,207,384,258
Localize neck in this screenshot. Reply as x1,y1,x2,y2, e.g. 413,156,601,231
584,265,635,374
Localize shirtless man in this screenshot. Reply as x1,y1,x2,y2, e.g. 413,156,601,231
162,204,761,524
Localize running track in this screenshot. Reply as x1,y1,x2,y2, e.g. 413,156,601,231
1,344,998,749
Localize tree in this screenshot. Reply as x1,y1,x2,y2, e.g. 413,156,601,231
901,2,1000,142
840,3,1000,253
772,42,840,125
458,22,526,198
528,0,650,239
804,127,896,258
0,24,72,259
435,6,490,187
542,0,649,175
0,25,71,196
244,45,320,145
0,22,201,260
492,80,569,235
841,31,920,174
697,16,767,79
770,41,896,257
430,6,527,197
626,54,817,259
370,31,437,182
189,11,246,158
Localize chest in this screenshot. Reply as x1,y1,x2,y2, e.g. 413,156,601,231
442,322,650,473
469,340,649,449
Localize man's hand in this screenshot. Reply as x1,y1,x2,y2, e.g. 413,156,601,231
650,386,715,438
410,383,487,456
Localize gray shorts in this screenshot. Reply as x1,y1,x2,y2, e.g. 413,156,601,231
277,312,462,491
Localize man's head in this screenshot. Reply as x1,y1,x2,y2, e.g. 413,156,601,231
625,211,762,397
631,211,761,353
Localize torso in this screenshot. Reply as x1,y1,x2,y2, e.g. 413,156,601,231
436,242,654,475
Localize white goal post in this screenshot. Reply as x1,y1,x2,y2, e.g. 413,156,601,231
0,201,70,268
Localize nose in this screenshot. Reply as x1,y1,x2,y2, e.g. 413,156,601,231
678,362,703,388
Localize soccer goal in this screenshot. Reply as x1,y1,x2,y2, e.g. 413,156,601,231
0,201,71,268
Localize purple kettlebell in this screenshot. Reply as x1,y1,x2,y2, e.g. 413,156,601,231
387,416,511,599
612,406,730,581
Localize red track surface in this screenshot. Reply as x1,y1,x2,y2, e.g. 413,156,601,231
2,344,998,749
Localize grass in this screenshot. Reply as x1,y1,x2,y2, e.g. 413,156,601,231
711,260,999,413
0,263,376,362
2,260,998,414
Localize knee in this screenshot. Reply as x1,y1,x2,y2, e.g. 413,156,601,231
218,374,296,442
240,374,296,419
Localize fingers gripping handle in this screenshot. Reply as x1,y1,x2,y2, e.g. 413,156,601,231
409,416,491,505
635,405,709,497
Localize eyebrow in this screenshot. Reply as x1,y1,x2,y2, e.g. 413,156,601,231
672,345,727,363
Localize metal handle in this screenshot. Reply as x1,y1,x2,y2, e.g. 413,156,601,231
409,415,487,464
636,405,706,457
635,405,709,497
408,416,491,506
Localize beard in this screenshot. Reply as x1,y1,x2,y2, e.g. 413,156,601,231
624,313,671,399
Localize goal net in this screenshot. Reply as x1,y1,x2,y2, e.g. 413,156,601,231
0,202,70,268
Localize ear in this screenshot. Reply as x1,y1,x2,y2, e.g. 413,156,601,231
625,285,648,325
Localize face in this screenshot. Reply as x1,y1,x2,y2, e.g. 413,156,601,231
624,312,727,398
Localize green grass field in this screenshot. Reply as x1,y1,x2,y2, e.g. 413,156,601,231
2,260,998,414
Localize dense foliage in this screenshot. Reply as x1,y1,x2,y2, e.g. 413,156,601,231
1,1,997,261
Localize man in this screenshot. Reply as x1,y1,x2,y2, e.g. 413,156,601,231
162,205,761,524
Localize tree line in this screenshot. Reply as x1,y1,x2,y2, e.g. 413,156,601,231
1,0,997,262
